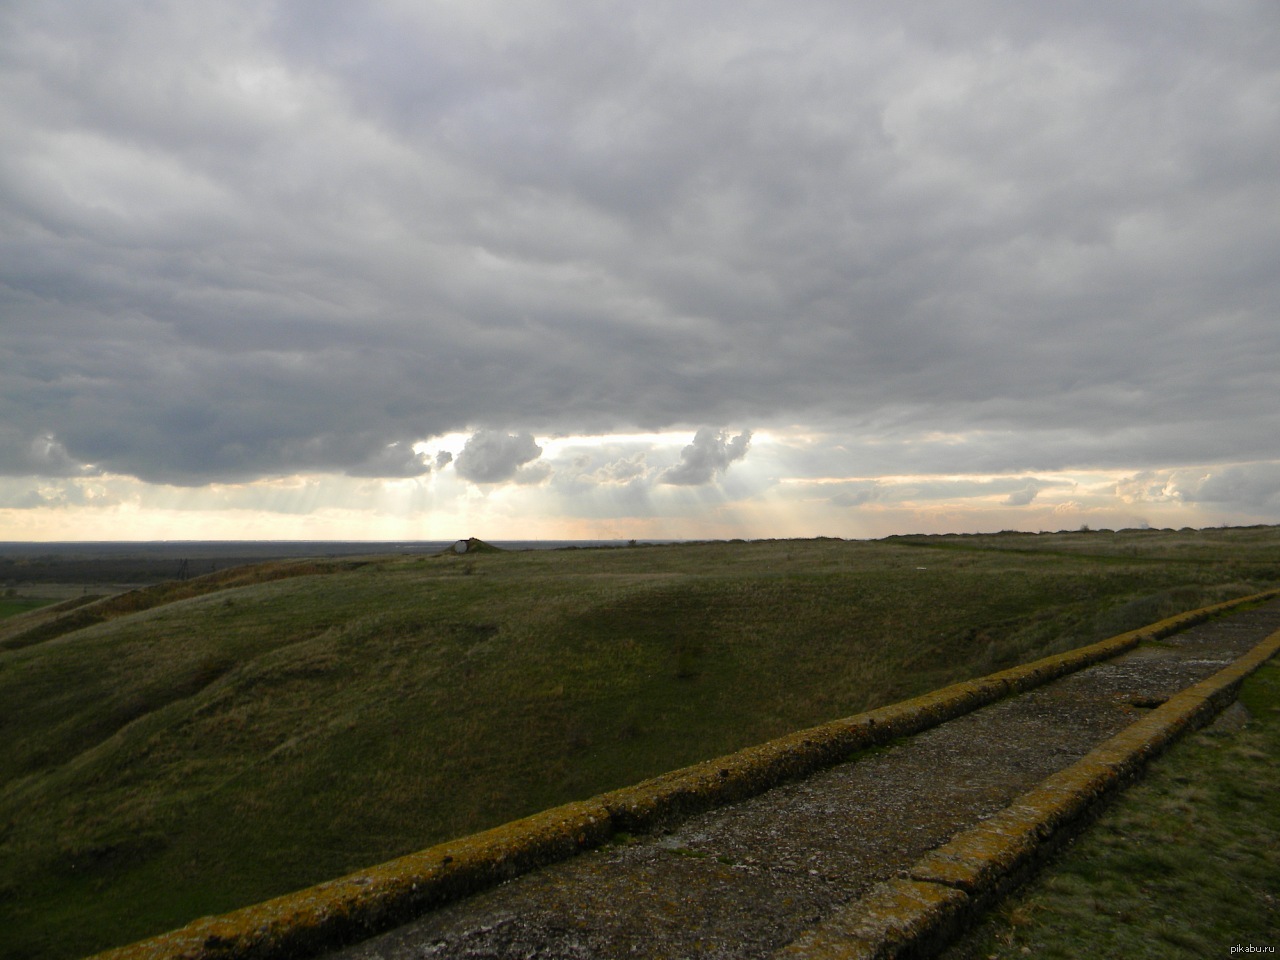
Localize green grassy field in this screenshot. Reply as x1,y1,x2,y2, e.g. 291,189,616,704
2,529,1279,960
0,596,56,620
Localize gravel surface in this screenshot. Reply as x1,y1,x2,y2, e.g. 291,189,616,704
328,600,1280,960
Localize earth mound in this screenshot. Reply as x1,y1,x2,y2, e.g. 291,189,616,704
446,538,503,555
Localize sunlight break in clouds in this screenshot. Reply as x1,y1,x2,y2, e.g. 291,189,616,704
4,429,1278,541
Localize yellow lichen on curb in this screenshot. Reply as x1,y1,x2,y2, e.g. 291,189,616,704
90,590,1280,960
908,814,1041,895
861,620,1280,960
776,879,970,960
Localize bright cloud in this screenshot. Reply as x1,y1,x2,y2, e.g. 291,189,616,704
660,429,752,486
453,430,544,485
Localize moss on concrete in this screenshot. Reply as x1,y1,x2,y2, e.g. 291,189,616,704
778,879,971,959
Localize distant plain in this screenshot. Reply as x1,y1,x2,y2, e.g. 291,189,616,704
2,527,1279,960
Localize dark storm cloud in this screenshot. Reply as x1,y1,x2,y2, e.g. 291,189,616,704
2,0,1278,484
0,430,99,478
344,441,431,479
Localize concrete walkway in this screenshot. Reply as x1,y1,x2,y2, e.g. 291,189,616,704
321,599,1280,960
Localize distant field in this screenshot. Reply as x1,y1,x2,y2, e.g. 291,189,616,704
0,596,53,620
2,529,1279,960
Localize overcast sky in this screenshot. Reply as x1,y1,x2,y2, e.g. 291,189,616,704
3,0,1278,541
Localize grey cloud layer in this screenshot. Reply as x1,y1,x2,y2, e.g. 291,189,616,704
2,1,1278,484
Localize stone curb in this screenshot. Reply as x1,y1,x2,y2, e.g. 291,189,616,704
91,589,1280,960
774,619,1280,960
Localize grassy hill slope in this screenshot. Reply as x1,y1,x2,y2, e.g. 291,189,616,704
2,531,1279,959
